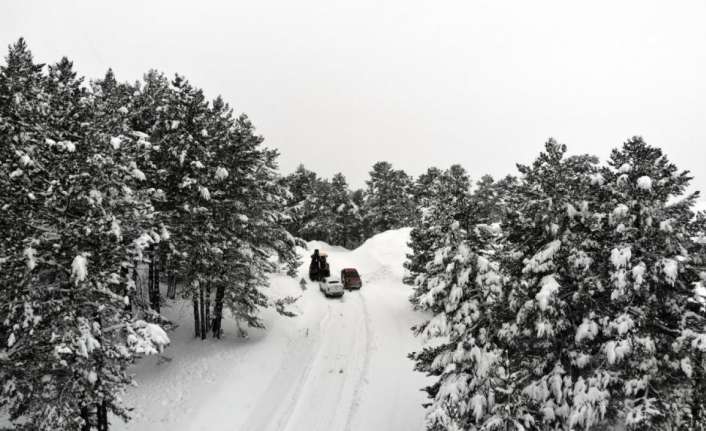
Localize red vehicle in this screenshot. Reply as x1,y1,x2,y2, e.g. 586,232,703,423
341,268,362,290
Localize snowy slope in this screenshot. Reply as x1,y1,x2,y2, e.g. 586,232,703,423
113,228,430,431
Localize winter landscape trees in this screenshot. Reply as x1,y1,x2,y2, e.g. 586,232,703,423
0,39,299,430
410,139,706,430
2,37,706,431
0,39,170,431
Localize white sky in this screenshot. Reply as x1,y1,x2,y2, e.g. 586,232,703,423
3,0,706,194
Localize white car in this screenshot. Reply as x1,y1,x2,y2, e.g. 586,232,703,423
319,279,344,298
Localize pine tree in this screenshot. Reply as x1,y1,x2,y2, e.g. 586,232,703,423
493,140,605,430
209,113,301,336
590,137,706,428
411,219,506,431
363,161,415,236
282,164,319,236
411,166,442,207
123,70,300,340
299,178,335,243
323,173,362,248
412,138,706,430
282,168,362,248
405,168,442,285
0,41,168,431
407,165,472,304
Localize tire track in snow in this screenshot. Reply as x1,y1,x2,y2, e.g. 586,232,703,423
344,290,374,431
280,293,364,431
240,304,332,431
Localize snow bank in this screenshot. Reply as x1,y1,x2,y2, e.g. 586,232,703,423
350,227,412,282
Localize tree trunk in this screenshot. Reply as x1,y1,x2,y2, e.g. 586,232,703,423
96,400,108,431
163,252,176,299
80,405,91,431
154,244,161,311
692,352,704,426
148,244,160,313
205,280,211,333
121,266,131,314
212,284,225,339
167,270,177,299
132,259,140,308
147,245,153,300
199,284,206,340
193,291,201,338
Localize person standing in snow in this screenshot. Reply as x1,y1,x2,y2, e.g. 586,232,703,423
309,249,322,280
311,249,321,269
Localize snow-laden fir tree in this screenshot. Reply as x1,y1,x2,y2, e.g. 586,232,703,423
281,164,319,236
282,168,363,248
0,40,169,431
128,72,300,338
209,113,301,336
467,174,510,227
328,173,363,248
411,218,507,431
494,140,609,430
411,167,443,207
298,178,336,243
298,173,362,247
412,138,706,430
589,137,706,428
362,161,416,236
407,165,472,306
405,167,442,285
124,72,225,338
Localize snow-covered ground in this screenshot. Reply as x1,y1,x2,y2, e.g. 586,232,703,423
113,228,431,431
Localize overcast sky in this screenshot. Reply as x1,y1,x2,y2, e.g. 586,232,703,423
3,0,706,196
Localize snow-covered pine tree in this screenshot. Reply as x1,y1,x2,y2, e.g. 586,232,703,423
210,113,301,336
126,73,221,338
411,217,506,431
411,166,442,208
281,164,318,237
127,70,176,302
282,168,362,248
498,138,706,429
495,140,610,430
362,161,416,236
0,40,168,431
412,140,604,429
407,165,472,307
405,167,442,285
467,174,509,227
91,68,166,318
302,173,362,248
120,68,300,340
298,178,336,243
589,137,706,428
350,187,367,242
414,138,706,430
328,173,363,248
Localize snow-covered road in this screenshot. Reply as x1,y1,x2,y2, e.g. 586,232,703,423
114,229,430,431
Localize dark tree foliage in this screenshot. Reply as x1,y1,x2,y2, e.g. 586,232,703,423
0,39,299,430
0,39,169,431
412,138,706,430
362,161,416,236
